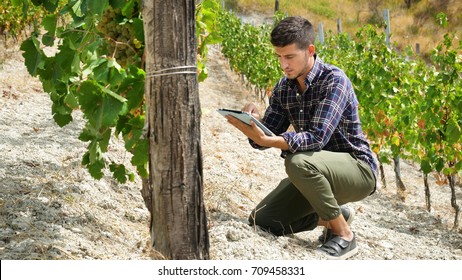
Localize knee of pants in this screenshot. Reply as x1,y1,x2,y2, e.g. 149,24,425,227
248,209,285,236
284,152,319,180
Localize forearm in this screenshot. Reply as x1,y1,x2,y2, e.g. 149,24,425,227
256,135,289,150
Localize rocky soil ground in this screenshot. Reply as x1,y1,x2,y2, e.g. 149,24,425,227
1,41,462,260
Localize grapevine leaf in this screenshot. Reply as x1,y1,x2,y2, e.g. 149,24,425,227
420,159,432,174
71,0,84,17
109,163,135,183
103,87,128,103
120,115,144,148
130,138,149,178
41,0,59,12
54,45,81,80
79,124,97,142
121,0,136,18
131,138,149,167
88,141,103,168
64,91,79,109
52,113,73,127
110,0,126,9
20,37,45,76
446,119,461,143
93,59,125,85
42,14,57,46
77,80,127,128
63,30,85,50
100,128,112,152
435,157,445,172
132,18,144,41
82,147,105,180
86,0,108,16
30,0,42,6
120,75,144,110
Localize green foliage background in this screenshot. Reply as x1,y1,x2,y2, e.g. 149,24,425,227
16,0,222,183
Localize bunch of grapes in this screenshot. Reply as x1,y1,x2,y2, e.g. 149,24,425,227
97,7,143,67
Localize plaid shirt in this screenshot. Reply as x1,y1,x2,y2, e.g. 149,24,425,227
251,56,378,177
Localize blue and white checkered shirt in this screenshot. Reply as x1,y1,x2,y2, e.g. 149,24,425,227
251,55,378,178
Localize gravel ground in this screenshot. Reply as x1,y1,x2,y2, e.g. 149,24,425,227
1,41,462,261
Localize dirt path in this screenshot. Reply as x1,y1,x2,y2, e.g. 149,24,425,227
1,42,461,260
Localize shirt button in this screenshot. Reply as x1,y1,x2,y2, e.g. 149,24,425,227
299,109,303,112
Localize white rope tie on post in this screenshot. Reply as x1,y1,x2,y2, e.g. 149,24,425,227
146,65,197,78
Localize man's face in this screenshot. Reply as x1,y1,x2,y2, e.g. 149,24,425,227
274,43,313,80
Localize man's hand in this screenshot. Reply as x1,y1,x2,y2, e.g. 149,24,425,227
226,115,267,144
225,115,289,150
242,103,261,120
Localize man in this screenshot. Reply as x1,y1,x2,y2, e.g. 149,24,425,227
225,16,377,260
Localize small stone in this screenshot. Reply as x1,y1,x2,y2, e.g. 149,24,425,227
379,240,394,249
384,252,394,260
71,227,82,233
226,229,241,241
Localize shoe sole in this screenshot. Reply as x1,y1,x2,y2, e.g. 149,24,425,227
324,246,358,260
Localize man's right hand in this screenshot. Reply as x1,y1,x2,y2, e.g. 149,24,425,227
242,103,261,120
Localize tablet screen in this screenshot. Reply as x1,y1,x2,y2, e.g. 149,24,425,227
217,109,274,136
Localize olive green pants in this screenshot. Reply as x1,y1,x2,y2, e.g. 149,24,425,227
248,151,376,236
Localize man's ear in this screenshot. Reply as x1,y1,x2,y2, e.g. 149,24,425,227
308,44,316,55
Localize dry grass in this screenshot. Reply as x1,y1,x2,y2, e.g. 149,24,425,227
229,0,462,57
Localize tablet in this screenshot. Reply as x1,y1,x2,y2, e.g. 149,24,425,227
217,108,274,136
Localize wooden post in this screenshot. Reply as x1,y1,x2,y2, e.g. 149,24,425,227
337,18,342,34
275,0,279,12
318,22,324,44
142,0,210,260
383,9,391,47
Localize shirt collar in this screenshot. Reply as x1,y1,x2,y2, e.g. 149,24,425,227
286,54,322,89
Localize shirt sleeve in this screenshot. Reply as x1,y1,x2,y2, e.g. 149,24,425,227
281,73,350,153
248,85,291,150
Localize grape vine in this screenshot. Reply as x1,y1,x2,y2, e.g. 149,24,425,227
18,0,222,183
218,11,462,227
0,0,49,38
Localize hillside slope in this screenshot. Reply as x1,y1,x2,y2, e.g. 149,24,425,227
229,0,462,57
1,43,461,260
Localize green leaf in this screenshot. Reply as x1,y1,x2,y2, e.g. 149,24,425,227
64,91,79,109
110,0,127,9
435,157,445,172
41,0,59,12
20,37,45,76
420,159,432,174
42,14,58,46
79,125,97,142
121,0,136,18
131,138,149,167
82,150,105,179
109,163,134,183
100,128,112,152
54,45,81,80
446,118,461,143
11,0,22,6
70,0,84,17
77,80,126,128
120,76,144,110
52,112,73,127
132,18,144,41
86,0,109,16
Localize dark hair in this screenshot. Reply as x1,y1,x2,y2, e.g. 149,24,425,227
270,16,315,49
